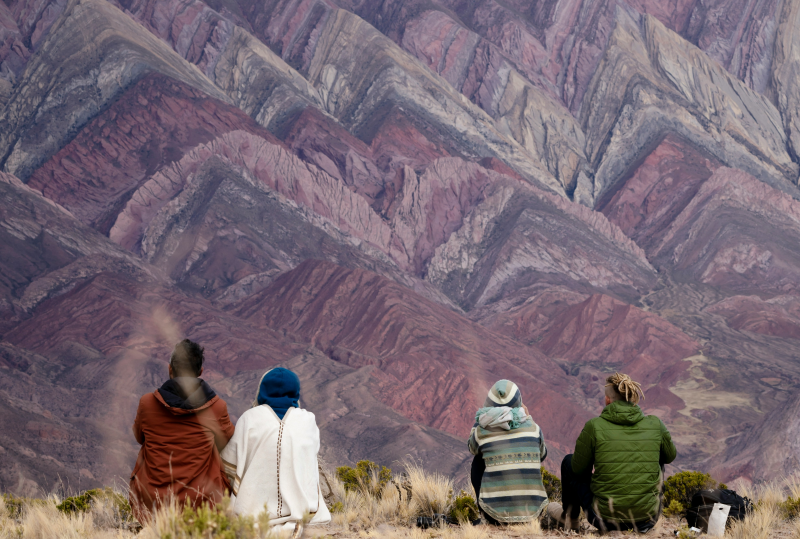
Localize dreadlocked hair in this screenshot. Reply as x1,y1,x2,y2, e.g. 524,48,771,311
605,372,645,404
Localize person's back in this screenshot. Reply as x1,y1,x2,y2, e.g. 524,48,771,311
573,399,673,523
129,340,234,522
549,372,676,533
221,368,330,530
468,380,548,524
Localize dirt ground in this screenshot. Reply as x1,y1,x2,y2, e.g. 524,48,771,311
302,518,797,538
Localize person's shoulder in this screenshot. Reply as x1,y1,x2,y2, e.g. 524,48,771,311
584,416,602,428
208,393,229,409
578,416,602,437
138,391,159,408
289,408,317,424
642,413,669,429
234,406,267,423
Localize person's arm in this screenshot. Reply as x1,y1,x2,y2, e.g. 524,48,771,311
540,429,547,463
132,396,145,445
219,413,244,496
468,426,481,456
208,400,235,452
571,420,596,475
659,420,677,466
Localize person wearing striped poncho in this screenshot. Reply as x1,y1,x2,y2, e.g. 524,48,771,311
468,380,549,524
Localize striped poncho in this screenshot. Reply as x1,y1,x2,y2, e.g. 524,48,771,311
468,380,548,523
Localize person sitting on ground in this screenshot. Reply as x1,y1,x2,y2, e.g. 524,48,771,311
129,339,234,522
468,379,548,525
220,367,331,531
546,372,677,533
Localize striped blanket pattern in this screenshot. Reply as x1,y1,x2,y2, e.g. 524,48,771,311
468,380,548,523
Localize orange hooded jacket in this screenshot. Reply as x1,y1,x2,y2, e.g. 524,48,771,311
129,378,234,522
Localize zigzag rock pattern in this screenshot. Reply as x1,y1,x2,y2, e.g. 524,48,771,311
1,0,800,493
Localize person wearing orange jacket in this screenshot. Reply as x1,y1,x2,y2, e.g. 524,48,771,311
129,339,234,522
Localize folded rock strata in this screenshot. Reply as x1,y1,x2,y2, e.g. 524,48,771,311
0,0,227,181
581,11,797,206
234,258,593,452
3,0,800,490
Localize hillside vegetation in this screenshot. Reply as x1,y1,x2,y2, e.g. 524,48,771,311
1,464,800,538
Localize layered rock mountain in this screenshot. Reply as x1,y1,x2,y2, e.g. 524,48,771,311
1,0,799,492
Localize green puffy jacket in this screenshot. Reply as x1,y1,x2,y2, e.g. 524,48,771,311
572,400,677,524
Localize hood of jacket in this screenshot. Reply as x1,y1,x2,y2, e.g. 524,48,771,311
156,378,217,414
599,400,645,426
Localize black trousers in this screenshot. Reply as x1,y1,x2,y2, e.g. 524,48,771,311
560,454,660,533
470,455,501,526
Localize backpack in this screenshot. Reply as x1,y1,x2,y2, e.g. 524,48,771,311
685,489,753,531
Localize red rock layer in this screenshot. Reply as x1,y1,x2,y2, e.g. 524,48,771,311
26,73,278,235
235,258,593,453
278,105,452,215
711,389,800,484
598,135,722,252
477,286,696,419
602,139,800,294
110,0,252,70
655,167,800,292
707,295,800,340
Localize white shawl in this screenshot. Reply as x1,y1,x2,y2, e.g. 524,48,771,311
220,405,331,527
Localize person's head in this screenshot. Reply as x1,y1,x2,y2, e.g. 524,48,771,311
169,339,204,379
484,379,523,409
254,368,300,416
604,372,644,406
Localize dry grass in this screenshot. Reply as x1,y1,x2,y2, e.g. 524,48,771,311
741,480,786,512
786,474,800,501
327,460,456,531
0,496,132,539
510,518,542,537
727,503,781,539
5,472,800,538
403,461,453,518
791,518,800,539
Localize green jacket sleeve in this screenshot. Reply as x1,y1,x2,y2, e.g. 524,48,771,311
659,420,677,465
468,427,480,456
571,420,596,475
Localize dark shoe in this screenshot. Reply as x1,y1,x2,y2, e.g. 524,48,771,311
543,502,580,532
416,514,458,528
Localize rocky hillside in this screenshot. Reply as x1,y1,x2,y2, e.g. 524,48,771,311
1,0,799,493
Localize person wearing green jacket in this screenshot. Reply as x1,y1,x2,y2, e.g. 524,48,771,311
546,372,677,533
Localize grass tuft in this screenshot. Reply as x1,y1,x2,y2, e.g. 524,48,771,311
727,503,780,539
403,461,453,518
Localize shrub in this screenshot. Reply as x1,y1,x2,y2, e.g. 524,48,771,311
138,498,272,539
2,493,30,519
56,487,131,521
663,471,726,516
542,466,562,502
336,460,392,498
2,493,52,520
663,499,685,517
329,501,344,514
176,502,252,539
448,490,479,523
781,496,800,520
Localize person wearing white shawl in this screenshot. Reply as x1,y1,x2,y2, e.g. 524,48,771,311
221,368,331,531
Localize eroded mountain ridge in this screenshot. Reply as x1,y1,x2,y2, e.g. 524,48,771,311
0,0,799,492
